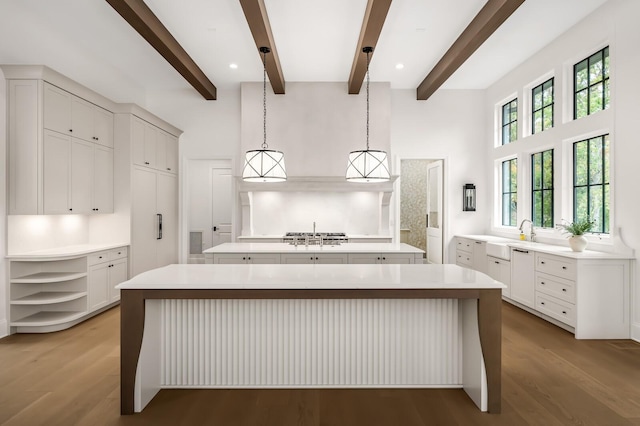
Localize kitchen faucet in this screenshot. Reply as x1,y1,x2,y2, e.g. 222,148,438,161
518,219,536,242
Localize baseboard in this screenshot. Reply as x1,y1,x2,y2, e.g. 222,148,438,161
632,322,640,343
0,319,8,340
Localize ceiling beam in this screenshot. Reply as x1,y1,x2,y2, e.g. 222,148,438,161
105,0,217,100
416,0,525,101
348,0,393,94
239,0,285,94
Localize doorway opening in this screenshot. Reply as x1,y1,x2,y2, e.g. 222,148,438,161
399,159,444,264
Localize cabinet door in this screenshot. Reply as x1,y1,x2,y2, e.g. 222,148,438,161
281,253,315,264
109,258,128,303
381,253,414,264
166,134,178,173
347,253,380,264
88,263,109,311
93,107,114,148
43,130,71,214
248,253,281,264
71,96,94,142
488,256,511,298
43,83,72,135
510,249,535,308
155,130,168,172
156,173,178,268
132,117,146,166
472,241,487,273
213,254,248,264
132,168,158,276
143,123,157,168
70,139,94,213
93,146,114,213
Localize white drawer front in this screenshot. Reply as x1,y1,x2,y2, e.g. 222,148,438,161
536,254,576,280
535,292,575,327
456,238,472,253
535,272,576,304
109,247,128,261
456,252,473,266
88,251,109,266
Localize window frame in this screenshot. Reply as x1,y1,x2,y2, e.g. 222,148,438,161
531,78,554,134
501,99,518,145
531,149,554,228
573,46,610,120
501,158,518,227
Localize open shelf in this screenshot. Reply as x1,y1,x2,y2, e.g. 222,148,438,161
11,271,87,284
10,311,87,327
11,291,87,305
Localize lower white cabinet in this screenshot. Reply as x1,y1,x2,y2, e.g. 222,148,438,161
487,256,511,298
348,253,416,264
9,246,128,333
212,253,282,264
281,253,348,264
509,248,535,308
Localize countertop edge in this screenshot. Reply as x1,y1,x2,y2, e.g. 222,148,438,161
7,243,130,260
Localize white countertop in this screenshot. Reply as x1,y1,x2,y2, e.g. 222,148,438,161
7,242,130,260
456,234,634,259
204,242,424,254
237,235,392,240
117,263,503,290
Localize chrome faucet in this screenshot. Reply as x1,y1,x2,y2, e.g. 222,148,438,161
519,219,536,242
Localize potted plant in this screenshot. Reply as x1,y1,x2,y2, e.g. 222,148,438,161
557,219,594,252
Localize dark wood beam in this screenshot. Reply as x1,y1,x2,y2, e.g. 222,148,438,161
106,0,217,100
416,0,525,101
239,0,285,94
348,0,393,94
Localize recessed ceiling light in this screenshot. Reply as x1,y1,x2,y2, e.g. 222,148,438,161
395,63,404,70
229,63,238,69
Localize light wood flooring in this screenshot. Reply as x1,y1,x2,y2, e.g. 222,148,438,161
1,302,639,425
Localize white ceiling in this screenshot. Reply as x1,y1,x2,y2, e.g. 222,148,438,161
0,0,609,102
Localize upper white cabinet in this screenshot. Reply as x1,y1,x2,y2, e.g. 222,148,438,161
5,69,116,215
44,82,114,147
132,117,178,174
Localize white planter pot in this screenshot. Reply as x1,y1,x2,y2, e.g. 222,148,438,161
568,235,588,252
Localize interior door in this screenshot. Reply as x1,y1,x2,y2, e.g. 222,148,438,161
211,167,233,247
426,160,443,264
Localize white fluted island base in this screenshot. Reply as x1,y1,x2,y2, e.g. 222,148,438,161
119,264,503,415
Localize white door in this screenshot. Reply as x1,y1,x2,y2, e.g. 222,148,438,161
426,160,443,264
211,167,233,247
132,168,158,276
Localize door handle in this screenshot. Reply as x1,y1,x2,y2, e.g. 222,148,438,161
157,214,163,239
213,226,218,231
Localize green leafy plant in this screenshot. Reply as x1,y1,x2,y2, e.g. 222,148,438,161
557,219,594,236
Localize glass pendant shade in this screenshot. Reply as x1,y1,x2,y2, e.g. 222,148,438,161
242,149,287,182
346,149,390,182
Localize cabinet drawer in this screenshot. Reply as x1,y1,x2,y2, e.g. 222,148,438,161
88,251,109,266
109,247,128,261
535,292,575,327
456,238,472,253
535,272,576,304
456,251,473,267
536,254,576,280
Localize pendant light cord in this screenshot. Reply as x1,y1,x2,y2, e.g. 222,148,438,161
262,47,268,150
365,47,371,151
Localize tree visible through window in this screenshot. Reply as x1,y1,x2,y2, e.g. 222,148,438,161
502,99,517,145
502,159,518,226
532,78,554,134
531,149,553,228
573,135,609,233
574,47,610,119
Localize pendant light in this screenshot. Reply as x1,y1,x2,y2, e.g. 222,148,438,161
346,46,390,182
242,46,287,182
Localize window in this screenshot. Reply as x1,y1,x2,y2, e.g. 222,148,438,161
574,47,610,119
502,158,518,226
501,99,517,145
531,149,554,228
532,78,554,134
573,134,610,233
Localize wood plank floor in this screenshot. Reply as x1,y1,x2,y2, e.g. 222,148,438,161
1,302,639,425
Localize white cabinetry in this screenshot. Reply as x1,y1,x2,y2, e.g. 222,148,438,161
88,248,128,310
455,238,473,267
281,253,348,264
5,69,115,215
472,241,487,274
132,117,178,174
212,253,281,264
510,248,535,308
348,253,416,264
487,256,511,298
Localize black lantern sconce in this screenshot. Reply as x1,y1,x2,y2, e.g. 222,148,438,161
463,184,476,211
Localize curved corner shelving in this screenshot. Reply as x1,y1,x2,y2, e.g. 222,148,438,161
11,291,87,305
11,272,88,284
10,311,87,327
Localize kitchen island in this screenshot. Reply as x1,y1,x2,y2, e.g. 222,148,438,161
118,263,504,415
204,242,425,264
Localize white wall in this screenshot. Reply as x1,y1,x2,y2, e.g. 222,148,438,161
391,89,488,262
0,70,7,337
484,0,640,339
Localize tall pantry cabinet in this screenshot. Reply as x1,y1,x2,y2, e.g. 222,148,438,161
114,106,181,277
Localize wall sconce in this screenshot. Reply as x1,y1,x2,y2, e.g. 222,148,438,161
463,184,476,211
